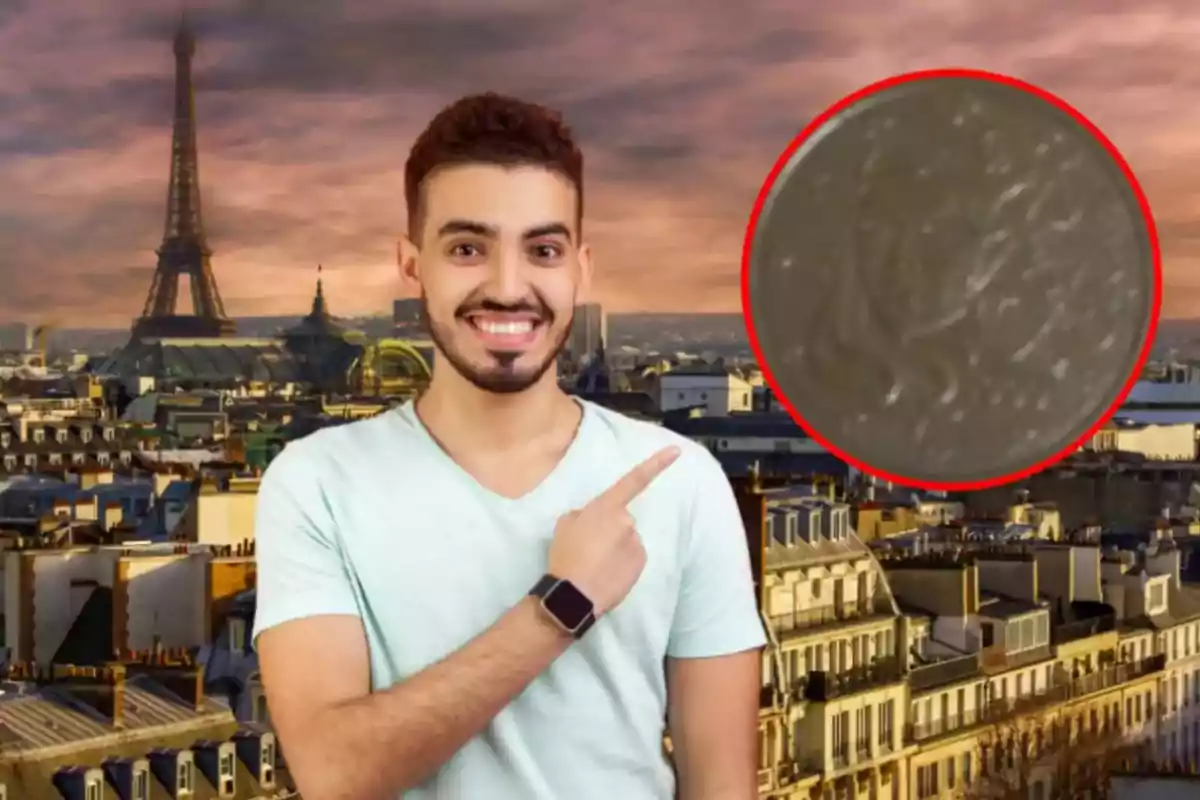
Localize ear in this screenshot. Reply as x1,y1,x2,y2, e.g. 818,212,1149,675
398,235,421,293
576,242,594,301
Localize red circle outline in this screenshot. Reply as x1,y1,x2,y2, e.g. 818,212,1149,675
740,67,1163,492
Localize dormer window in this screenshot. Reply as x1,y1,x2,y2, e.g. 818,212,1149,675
23,454,35,468
0,432,9,447
55,428,67,444
178,760,193,794
133,766,149,800
102,427,115,441
71,452,84,465
2,455,14,471
219,750,235,786
1148,581,1168,614
120,451,131,464
261,738,276,785
32,428,44,443
97,452,110,465
80,429,92,444
48,453,62,466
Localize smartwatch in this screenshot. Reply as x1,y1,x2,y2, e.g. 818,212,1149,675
529,574,596,638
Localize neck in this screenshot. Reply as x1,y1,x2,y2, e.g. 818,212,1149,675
417,363,575,451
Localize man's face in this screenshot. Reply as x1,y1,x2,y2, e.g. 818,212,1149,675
401,164,590,395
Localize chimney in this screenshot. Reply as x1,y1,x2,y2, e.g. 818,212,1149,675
126,649,206,712
53,664,126,727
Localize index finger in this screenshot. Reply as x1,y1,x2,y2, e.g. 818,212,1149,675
596,446,682,508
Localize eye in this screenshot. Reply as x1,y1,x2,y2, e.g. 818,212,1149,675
530,242,564,261
448,242,484,259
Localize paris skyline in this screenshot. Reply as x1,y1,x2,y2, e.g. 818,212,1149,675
2,0,1199,328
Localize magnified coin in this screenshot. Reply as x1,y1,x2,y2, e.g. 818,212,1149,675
744,69,1160,489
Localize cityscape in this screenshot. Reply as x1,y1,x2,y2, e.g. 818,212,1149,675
4,10,1200,800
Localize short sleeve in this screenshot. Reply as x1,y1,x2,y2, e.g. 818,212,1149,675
666,451,767,659
252,438,360,646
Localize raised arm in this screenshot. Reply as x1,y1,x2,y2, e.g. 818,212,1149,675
254,440,680,799
666,453,766,800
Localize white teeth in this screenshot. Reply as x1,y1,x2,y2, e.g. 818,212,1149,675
478,321,534,335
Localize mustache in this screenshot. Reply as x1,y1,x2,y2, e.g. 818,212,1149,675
454,296,555,321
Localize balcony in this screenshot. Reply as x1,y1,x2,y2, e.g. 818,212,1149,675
909,653,982,692
981,643,1053,672
802,656,904,702
768,597,893,637
907,654,1165,742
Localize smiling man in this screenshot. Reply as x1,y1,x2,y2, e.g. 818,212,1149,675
252,93,765,800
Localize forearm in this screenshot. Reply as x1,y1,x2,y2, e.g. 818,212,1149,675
288,596,572,799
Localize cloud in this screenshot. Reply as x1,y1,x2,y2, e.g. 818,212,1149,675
0,0,1198,327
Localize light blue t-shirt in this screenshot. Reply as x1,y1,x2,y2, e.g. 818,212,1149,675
252,399,766,799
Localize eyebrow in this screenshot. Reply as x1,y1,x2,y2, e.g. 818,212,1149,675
436,219,573,243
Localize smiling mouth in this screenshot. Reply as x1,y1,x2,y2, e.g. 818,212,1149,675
463,313,545,350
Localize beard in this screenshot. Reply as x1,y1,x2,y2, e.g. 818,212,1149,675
422,293,574,395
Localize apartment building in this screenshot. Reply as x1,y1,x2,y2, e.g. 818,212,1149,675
878,539,1200,800
1104,541,1200,764
739,478,911,799
886,547,1163,799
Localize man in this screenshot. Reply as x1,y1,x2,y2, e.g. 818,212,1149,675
253,92,765,800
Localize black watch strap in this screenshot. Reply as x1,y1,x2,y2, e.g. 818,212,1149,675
529,574,596,639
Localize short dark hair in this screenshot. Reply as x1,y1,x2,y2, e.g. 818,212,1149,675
404,92,584,238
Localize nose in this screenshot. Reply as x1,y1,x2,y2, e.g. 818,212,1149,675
485,246,529,304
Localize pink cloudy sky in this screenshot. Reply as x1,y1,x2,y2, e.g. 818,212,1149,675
0,0,1196,328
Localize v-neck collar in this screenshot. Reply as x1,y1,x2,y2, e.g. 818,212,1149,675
395,397,594,508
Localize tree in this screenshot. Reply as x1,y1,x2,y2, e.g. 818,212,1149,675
964,708,1145,799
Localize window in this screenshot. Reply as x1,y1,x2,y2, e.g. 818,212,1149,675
879,700,894,747
86,779,101,800
945,756,956,789
219,753,234,777
916,764,939,799
133,769,149,800
178,760,192,792
962,753,972,784
262,740,276,784
855,707,871,754
832,711,849,765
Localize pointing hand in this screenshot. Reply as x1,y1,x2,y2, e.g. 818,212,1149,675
547,446,681,617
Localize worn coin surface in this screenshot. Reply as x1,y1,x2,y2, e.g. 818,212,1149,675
745,71,1159,487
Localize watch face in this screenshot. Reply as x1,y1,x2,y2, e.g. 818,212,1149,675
545,580,593,631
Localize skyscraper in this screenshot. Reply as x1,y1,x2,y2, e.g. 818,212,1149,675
570,303,606,364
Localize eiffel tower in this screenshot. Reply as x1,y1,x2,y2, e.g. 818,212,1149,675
131,13,236,340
